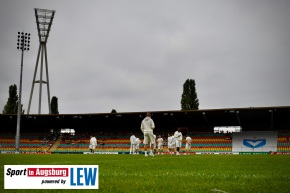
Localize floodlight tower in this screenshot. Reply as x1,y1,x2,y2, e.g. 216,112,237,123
16,32,31,152
27,8,56,114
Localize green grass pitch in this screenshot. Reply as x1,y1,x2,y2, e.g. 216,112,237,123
1,154,289,193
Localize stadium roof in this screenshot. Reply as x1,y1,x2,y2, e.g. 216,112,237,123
1,106,289,133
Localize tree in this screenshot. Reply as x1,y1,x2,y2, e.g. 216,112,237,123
3,84,24,114
111,109,117,113
181,79,199,110
51,96,59,114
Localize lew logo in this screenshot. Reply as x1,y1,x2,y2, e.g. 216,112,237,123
70,168,97,186
243,139,266,148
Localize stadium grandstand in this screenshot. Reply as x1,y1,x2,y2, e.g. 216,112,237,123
0,106,290,154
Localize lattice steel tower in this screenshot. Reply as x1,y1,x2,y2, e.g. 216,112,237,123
27,8,56,114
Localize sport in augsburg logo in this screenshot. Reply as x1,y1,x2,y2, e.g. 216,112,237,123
4,165,99,189
243,139,266,148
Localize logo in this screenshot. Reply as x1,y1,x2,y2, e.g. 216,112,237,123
4,165,99,189
243,139,266,148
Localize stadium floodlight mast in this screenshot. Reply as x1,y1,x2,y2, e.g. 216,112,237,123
27,8,56,114
16,32,31,152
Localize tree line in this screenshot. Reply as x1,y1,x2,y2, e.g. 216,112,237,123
2,79,198,114
2,84,59,114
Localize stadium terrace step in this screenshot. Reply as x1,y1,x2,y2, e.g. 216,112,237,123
1,132,290,153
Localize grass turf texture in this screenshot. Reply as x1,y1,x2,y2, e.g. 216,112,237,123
0,154,289,193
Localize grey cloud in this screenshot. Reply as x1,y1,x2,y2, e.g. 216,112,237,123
1,0,289,114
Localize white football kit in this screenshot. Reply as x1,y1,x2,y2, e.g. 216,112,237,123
185,136,192,150
89,137,97,149
174,131,182,148
157,137,164,149
168,136,173,149
141,117,155,145
130,135,136,154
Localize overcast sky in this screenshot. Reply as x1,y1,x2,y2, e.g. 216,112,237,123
0,0,290,114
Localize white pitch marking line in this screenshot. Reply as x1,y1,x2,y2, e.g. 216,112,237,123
211,188,229,193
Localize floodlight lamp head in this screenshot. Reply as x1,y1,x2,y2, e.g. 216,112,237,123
17,32,31,51
34,8,56,43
